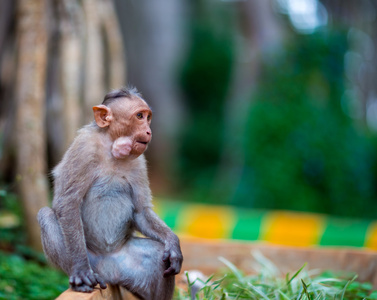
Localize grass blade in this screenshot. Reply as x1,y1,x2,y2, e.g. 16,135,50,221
340,274,357,300
287,263,307,285
218,256,244,281
251,250,279,275
301,279,312,300
184,271,193,298
247,282,270,300
233,284,254,297
278,290,291,300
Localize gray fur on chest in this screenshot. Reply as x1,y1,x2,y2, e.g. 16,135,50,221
81,176,135,253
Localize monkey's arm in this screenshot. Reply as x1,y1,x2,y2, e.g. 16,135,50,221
52,140,106,291
134,207,183,277
129,157,182,276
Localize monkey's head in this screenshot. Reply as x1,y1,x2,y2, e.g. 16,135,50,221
92,88,152,160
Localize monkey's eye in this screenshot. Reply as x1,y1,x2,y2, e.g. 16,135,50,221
147,115,151,121
136,113,143,119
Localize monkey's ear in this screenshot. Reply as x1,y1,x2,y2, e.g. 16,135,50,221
93,105,113,128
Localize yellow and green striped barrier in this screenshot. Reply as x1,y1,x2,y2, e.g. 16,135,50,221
154,200,377,250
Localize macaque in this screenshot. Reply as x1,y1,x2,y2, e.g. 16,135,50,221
38,87,183,300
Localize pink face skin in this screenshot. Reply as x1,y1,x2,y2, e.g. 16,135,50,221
111,136,133,159
111,135,151,159
93,96,153,160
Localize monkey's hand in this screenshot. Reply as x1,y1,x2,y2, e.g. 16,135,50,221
69,268,107,293
162,243,183,277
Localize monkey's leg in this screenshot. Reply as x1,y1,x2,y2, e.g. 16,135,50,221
37,207,70,274
89,237,175,300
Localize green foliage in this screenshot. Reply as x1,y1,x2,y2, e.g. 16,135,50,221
0,189,25,250
232,32,377,218
178,0,234,198
0,250,68,300
178,26,377,218
174,254,377,299
0,189,68,299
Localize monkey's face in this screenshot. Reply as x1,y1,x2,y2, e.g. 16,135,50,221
93,97,152,159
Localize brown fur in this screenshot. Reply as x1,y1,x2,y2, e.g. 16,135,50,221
38,88,182,300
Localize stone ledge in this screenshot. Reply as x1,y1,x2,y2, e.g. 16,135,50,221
180,238,377,287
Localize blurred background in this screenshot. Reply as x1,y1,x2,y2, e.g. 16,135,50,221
1,0,377,251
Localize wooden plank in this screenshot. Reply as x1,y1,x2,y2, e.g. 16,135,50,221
57,285,138,300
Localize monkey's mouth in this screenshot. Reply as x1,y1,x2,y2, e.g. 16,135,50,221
137,141,148,145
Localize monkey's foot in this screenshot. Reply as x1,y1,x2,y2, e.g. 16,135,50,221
71,284,94,293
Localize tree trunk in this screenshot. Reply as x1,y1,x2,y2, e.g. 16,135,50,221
82,0,105,123
99,0,126,89
0,0,17,180
59,0,84,149
14,0,49,251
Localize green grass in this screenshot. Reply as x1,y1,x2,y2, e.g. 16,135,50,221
174,251,377,300
0,250,68,300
